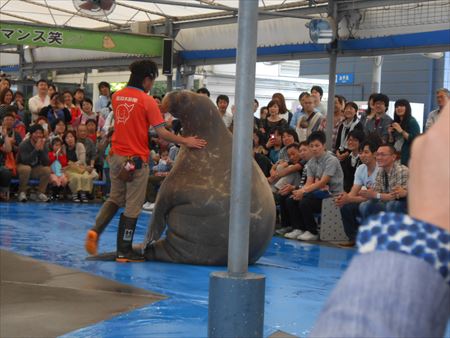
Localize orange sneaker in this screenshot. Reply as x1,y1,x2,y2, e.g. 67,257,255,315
85,230,99,255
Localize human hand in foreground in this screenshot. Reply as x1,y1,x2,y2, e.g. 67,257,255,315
409,103,449,232
183,136,207,149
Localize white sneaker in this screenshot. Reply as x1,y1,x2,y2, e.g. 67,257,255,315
18,192,27,202
297,231,319,241
284,229,304,239
37,193,49,202
142,202,155,211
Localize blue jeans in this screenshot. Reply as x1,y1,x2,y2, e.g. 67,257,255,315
359,199,407,219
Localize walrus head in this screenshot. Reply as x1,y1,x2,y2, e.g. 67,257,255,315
161,90,228,138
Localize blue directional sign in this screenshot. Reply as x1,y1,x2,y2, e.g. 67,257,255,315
336,73,354,84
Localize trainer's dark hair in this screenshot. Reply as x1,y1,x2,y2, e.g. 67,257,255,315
196,87,210,97
311,85,323,98
372,93,390,112
216,94,229,105
307,130,326,145
127,59,159,90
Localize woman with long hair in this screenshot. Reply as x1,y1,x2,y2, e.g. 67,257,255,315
388,99,420,165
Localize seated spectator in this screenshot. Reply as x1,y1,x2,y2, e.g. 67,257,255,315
278,128,299,162
28,79,50,123
0,77,10,92
0,88,14,121
16,124,51,202
86,119,99,143
262,99,288,138
143,149,175,211
48,118,67,143
284,131,344,241
268,140,303,193
6,105,26,140
12,91,27,124
48,84,57,98
265,127,283,163
363,93,393,142
334,139,380,244
39,93,72,130
196,87,210,97
358,144,408,218
0,126,14,201
295,93,324,142
35,116,50,139
388,99,420,165
63,130,96,203
425,87,449,131
63,90,81,128
335,101,363,160
73,88,85,111
340,130,364,193
1,111,22,151
48,137,69,199
76,124,98,179
78,98,105,131
276,141,312,235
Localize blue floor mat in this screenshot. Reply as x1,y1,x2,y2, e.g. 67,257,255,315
1,202,448,337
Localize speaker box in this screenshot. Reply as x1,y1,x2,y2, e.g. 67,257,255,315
162,39,173,76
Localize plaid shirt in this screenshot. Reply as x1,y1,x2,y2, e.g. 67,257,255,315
374,161,409,193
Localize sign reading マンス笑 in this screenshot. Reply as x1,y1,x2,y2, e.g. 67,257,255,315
0,22,163,56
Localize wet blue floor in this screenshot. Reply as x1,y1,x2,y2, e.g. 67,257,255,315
1,202,448,337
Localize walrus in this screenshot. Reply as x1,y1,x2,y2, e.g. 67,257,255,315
143,90,276,265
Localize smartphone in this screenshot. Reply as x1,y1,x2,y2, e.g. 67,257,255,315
270,134,275,139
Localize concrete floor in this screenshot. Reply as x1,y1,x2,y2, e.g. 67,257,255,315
0,250,165,338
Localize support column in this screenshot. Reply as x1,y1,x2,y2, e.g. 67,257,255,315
208,0,265,337
371,56,383,94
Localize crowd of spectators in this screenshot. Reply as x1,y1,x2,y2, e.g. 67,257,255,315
0,75,448,246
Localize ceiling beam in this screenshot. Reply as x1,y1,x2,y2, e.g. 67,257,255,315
116,1,174,19
130,0,237,12
338,0,431,11
0,12,49,25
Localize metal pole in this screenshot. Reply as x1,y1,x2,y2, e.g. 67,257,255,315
371,56,383,93
208,1,265,337
325,0,338,151
227,0,258,275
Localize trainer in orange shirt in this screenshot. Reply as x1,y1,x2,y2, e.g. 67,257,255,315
85,59,206,262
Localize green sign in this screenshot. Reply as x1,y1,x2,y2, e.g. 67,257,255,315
0,22,163,56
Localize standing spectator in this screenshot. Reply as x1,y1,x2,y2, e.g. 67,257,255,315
63,90,81,128
73,88,85,110
39,93,72,130
296,93,324,142
359,92,377,129
425,87,449,131
289,92,308,129
28,79,50,122
363,93,393,142
258,106,269,136
335,101,363,161
358,144,408,218
388,99,420,165
311,85,327,115
329,95,346,151
0,78,11,92
95,81,112,119
216,94,233,129
196,87,210,97
16,124,51,202
284,131,344,241
262,99,288,138
272,92,292,125
0,88,14,120
48,84,57,98
335,139,380,244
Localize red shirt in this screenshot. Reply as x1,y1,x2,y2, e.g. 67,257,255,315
111,87,165,161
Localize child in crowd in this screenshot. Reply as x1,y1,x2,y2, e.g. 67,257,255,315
153,150,172,176
48,137,69,199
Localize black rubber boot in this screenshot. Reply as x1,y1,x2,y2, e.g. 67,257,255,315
116,213,144,263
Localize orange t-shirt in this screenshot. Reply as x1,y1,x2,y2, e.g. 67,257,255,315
111,87,165,161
